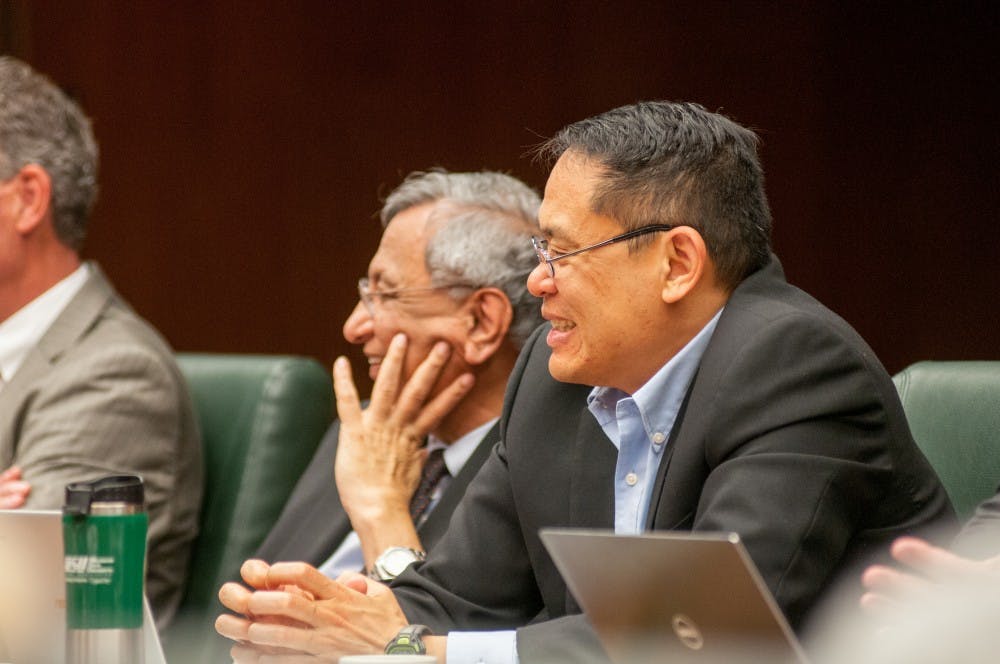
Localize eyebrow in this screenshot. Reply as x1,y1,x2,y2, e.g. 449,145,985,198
539,220,571,243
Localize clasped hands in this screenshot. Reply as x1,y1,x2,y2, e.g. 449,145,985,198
216,333,473,661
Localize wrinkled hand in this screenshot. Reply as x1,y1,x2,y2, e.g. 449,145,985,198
860,536,1000,614
0,466,31,508
217,560,407,659
333,332,474,522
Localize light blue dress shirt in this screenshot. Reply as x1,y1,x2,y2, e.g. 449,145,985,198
447,308,724,664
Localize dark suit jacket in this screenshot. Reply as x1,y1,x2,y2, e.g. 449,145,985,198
391,257,955,663
255,419,500,566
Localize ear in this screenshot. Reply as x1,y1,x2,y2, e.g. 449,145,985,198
7,164,53,235
460,287,513,365
659,226,708,304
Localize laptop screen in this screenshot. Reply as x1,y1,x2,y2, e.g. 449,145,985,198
539,528,808,664
0,509,165,664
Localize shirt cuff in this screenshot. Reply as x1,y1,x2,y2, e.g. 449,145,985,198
446,630,519,664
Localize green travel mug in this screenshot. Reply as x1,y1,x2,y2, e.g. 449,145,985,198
63,475,148,664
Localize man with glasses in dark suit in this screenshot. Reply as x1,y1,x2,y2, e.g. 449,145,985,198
217,102,954,663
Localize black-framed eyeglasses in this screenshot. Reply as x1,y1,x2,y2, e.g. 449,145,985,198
530,224,674,277
357,277,475,315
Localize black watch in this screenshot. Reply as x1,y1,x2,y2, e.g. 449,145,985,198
385,624,432,655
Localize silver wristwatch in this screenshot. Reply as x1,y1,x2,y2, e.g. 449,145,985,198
369,546,426,582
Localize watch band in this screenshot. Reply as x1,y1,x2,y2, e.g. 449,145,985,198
369,546,426,582
385,624,432,655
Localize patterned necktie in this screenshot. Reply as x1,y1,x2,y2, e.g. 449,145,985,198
409,448,449,522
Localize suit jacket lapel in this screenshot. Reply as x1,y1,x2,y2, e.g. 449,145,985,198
569,410,616,528
0,263,112,450
419,421,501,547
643,257,789,531
35,262,116,365
645,382,694,529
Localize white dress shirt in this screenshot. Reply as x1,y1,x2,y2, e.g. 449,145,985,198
0,263,90,390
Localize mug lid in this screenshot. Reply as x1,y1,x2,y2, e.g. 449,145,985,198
64,475,144,515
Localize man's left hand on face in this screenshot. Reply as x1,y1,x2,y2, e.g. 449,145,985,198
333,332,474,520
0,466,30,508
216,560,408,660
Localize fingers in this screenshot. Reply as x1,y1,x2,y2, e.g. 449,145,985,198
264,562,349,601
246,591,331,630
231,642,323,664
861,564,924,594
332,356,363,430
392,340,475,436
216,611,252,642
392,341,452,419
367,333,408,418
890,536,976,579
0,480,30,509
859,589,897,615
244,621,336,657
242,559,273,589
0,465,23,481
335,571,369,595
411,370,474,434
219,581,254,615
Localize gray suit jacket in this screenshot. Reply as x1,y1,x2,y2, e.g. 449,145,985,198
392,256,955,662
953,490,1000,557
0,263,203,627
255,419,499,568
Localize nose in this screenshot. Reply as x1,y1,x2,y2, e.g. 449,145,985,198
526,261,556,298
342,300,374,344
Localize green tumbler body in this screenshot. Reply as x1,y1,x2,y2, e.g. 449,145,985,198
63,475,147,664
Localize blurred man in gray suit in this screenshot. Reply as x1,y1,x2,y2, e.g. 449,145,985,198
0,56,202,628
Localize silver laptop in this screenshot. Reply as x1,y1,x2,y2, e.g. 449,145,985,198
539,528,809,664
0,509,166,664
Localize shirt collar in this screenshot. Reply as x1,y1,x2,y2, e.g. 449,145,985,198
0,263,90,384
587,306,724,446
427,416,498,477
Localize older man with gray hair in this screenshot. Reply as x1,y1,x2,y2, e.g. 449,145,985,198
252,169,542,584
0,56,202,627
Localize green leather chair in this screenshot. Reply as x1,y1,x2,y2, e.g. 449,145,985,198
162,354,332,663
893,361,1000,521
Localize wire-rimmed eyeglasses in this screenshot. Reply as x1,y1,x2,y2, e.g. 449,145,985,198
357,277,475,315
530,224,674,277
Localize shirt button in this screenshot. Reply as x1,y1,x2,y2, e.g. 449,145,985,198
625,472,638,486
652,432,666,444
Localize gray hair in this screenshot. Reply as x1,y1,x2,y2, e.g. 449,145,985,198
537,101,772,289
381,170,543,348
0,56,98,251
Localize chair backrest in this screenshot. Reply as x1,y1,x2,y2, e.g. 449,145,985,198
163,353,332,662
893,361,1000,521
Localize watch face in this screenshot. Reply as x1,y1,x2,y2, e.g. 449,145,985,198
385,640,420,655
382,548,420,577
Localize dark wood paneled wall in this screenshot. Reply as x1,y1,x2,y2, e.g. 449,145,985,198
3,2,997,384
